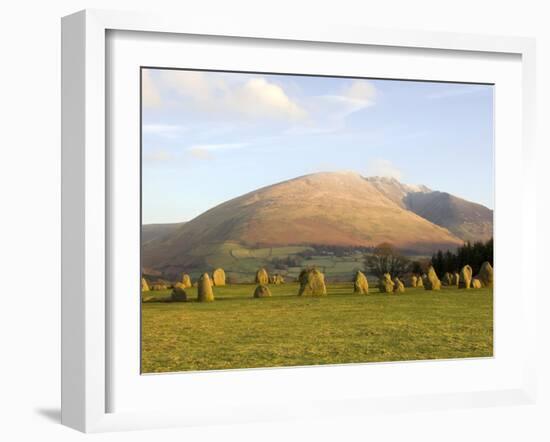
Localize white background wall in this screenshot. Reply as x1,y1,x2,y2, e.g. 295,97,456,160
0,1,548,441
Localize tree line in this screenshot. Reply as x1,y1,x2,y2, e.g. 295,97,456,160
364,239,493,279
430,238,493,276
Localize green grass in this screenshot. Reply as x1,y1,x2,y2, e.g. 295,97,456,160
141,283,493,373
175,241,382,282
287,256,364,280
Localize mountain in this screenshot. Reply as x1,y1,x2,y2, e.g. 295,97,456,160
142,172,472,273
142,222,186,244
365,176,493,242
365,176,431,206
403,192,493,242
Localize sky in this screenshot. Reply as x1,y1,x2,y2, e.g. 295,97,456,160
142,68,494,224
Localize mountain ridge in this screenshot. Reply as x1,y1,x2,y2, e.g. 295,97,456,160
142,171,493,273
363,176,493,242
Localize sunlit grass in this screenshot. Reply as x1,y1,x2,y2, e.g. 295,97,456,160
141,283,493,373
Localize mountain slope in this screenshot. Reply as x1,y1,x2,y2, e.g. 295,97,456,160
365,176,431,207
142,222,186,244
403,191,493,242
366,176,493,242
142,172,464,271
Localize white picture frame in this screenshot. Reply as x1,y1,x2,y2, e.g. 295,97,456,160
61,9,537,433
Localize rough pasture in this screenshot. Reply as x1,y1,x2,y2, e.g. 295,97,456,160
141,283,493,373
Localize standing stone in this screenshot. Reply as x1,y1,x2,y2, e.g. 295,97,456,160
424,266,441,290
472,277,482,289
212,268,226,286
416,274,424,288
255,268,269,285
443,272,453,286
151,283,168,291
141,277,150,292
197,273,215,302
181,273,192,288
378,273,395,293
171,286,188,302
477,262,493,288
275,274,285,284
393,277,405,293
452,272,460,287
270,273,284,285
298,268,327,296
459,265,473,289
353,271,369,294
410,275,418,288
253,285,272,298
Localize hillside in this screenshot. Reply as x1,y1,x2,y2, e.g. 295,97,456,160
403,191,493,242
365,176,431,206
365,176,493,242
142,222,186,244
142,172,467,275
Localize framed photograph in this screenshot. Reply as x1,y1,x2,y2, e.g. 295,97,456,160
61,9,537,432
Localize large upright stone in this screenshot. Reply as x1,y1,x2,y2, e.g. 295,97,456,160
181,273,192,288
472,277,482,289
459,265,473,289
477,262,493,288
393,277,405,293
212,268,226,286
353,271,369,294
253,285,272,298
255,268,269,285
275,274,285,284
141,277,150,292
269,273,285,285
443,272,453,286
424,266,441,290
197,273,215,302
171,286,188,302
378,273,395,293
151,283,168,291
410,275,418,288
452,272,460,287
298,268,327,296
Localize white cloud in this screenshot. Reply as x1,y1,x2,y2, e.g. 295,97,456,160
159,71,307,121
286,80,377,136
344,80,377,103
142,70,162,108
143,72,378,142
366,159,403,180
161,70,225,103
230,78,307,120
319,80,377,118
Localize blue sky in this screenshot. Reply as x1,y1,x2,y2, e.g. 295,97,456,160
142,68,494,224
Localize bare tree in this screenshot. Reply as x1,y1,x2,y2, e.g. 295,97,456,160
364,242,411,279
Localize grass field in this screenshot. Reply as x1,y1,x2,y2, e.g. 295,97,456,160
141,283,493,373
164,241,372,283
